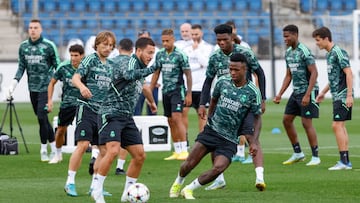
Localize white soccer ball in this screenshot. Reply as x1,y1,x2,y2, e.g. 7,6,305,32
127,183,150,203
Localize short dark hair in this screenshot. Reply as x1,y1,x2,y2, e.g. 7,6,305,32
214,24,232,35
30,19,41,24
230,53,247,64
283,24,298,34
69,44,84,55
312,26,332,42
135,37,155,50
138,29,150,37
161,29,174,36
225,20,236,28
119,38,133,52
191,24,202,30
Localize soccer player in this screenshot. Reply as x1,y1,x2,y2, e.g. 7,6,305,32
182,24,214,132
64,31,116,197
312,26,354,170
6,19,60,162
90,37,158,203
169,53,262,200
47,44,84,164
150,29,192,161
200,24,266,191
273,24,321,166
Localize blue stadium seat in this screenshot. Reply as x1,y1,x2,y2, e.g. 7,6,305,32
221,1,233,11
144,19,158,28
249,0,262,11
72,19,84,29
176,1,189,11
191,1,203,11
88,1,101,12
59,1,72,12
73,1,86,12
42,1,56,12
103,1,117,13
118,0,131,12
330,1,343,11
148,1,160,11
41,19,54,29
159,19,172,28
114,19,129,28
345,0,357,11
300,0,311,13
206,1,218,11
85,19,98,29
100,19,114,30
234,0,248,10
163,0,176,11
133,1,145,12
315,0,328,11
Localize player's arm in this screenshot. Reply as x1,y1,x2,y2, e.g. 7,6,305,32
302,63,318,106
316,84,329,103
72,73,92,99
149,69,160,91
252,64,266,113
142,84,157,113
273,68,292,104
198,76,214,119
344,67,353,108
47,78,58,112
183,69,192,106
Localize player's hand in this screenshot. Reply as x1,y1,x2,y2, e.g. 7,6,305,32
261,100,266,114
47,101,53,112
80,87,92,99
184,93,192,107
198,105,207,120
147,101,157,114
301,95,310,106
249,143,258,158
346,95,353,108
315,93,324,103
273,95,281,104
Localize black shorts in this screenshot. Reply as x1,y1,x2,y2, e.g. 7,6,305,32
184,91,201,109
238,112,255,136
333,100,352,121
74,105,99,145
98,115,143,147
285,92,319,118
195,125,237,162
162,89,185,117
58,106,77,127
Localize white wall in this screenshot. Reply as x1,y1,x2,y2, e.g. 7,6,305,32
0,60,359,103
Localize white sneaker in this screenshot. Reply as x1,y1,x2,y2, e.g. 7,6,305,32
91,188,105,203
282,152,305,165
205,180,226,190
49,154,63,164
41,151,49,162
328,161,352,170
306,156,321,166
120,191,128,202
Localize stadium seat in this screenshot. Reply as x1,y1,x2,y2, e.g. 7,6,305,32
103,1,117,13
191,1,203,11
114,19,129,29
73,1,86,12
206,1,218,11
249,0,262,11
118,0,131,12
162,0,175,11
315,0,328,11
59,1,72,12
147,1,160,11
72,19,84,29
234,0,248,10
345,0,357,11
221,1,233,11
42,1,56,12
144,19,158,28
133,1,145,12
176,1,189,11
100,19,114,30
85,19,98,29
330,1,343,11
300,0,311,13
88,1,101,12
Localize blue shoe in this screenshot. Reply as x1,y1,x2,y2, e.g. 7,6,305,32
242,155,253,164
231,155,245,162
328,161,352,170
88,188,112,196
64,184,78,197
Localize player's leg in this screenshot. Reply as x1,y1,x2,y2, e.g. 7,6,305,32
115,147,128,175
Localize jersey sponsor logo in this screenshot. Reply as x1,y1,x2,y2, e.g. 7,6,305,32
25,55,44,64
162,63,175,72
218,95,242,111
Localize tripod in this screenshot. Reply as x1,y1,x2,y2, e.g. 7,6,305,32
0,96,29,153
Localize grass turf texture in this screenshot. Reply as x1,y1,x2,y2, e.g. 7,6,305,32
0,99,359,203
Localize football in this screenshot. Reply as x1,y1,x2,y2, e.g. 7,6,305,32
127,183,150,203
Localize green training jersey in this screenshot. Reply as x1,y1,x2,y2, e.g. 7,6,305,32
154,47,190,94
208,76,262,144
76,53,114,113
326,45,352,101
53,60,80,108
15,36,60,92
285,42,319,95
206,44,261,79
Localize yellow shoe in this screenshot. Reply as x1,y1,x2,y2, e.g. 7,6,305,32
177,151,189,161
164,152,179,160
255,178,266,191
169,182,182,198
181,187,195,199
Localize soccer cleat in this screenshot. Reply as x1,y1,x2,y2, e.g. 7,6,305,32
49,152,56,161
204,180,226,190
49,154,63,164
231,155,245,162
255,178,266,191
164,152,180,160
282,152,305,165
306,156,321,166
169,182,182,198
115,168,126,175
177,151,189,161
181,187,195,199
88,188,112,196
91,188,105,203
64,183,78,197
41,151,49,162
328,161,352,170
241,155,253,164
89,157,96,175
120,190,128,202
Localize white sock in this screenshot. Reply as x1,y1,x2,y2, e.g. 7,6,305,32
175,173,185,185
41,144,47,153
255,167,264,181
185,178,202,190
93,174,106,192
56,148,62,156
66,170,76,185
92,147,99,159
117,159,126,169
50,141,56,152
122,176,137,196
236,145,245,157
174,142,181,154
90,174,97,189
180,141,188,152
215,173,225,182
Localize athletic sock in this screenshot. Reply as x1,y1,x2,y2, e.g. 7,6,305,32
255,167,264,181
175,173,185,185
66,170,76,185
292,142,302,153
340,151,349,164
116,159,126,169
186,178,202,190
311,145,319,157
236,145,245,157
91,147,99,159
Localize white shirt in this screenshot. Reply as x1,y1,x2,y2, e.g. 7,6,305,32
183,40,214,91
174,39,193,51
